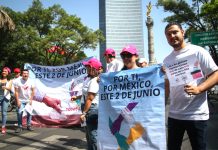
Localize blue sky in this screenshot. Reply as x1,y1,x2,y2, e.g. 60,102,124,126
0,0,173,63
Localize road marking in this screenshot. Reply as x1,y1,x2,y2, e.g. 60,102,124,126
0,132,39,148
16,135,68,150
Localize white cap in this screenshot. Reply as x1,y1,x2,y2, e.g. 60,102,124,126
138,58,147,63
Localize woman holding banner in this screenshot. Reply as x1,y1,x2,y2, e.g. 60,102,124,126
0,67,12,134
79,58,102,150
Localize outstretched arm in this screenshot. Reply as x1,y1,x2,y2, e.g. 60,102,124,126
15,87,21,108
30,86,35,105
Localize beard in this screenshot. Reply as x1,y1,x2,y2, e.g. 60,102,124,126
169,38,184,50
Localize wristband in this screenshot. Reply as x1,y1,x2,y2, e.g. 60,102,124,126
82,112,87,115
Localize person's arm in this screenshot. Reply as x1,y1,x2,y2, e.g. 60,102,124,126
30,86,35,105
162,65,169,105
80,92,96,122
15,87,21,108
185,70,218,95
165,79,170,105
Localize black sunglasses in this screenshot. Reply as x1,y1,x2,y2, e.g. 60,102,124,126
121,53,133,59
104,54,114,58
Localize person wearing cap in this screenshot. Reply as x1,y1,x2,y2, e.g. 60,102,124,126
79,58,102,150
0,67,13,134
104,48,123,72
118,46,150,147
11,68,22,127
11,68,21,93
138,58,148,68
71,58,101,109
120,45,140,70
13,68,21,77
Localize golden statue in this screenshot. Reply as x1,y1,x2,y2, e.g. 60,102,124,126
146,1,152,17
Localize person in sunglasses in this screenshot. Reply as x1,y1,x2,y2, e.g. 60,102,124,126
120,45,139,70
104,48,123,72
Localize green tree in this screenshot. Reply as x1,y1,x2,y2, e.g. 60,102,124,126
0,7,17,68
157,0,218,65
0,0,104,69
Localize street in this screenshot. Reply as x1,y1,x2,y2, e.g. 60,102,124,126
0,96,218,150
0,111,86,150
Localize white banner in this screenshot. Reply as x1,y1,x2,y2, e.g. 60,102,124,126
24,58,91,127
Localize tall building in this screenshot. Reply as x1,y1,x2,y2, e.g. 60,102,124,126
99,0,144,67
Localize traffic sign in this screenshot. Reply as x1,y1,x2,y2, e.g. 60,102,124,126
191,31,218,46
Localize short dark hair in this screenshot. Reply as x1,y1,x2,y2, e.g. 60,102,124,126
165,22,183,32
22,69,29,73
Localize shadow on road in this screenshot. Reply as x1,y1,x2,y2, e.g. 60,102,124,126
59,138,87,149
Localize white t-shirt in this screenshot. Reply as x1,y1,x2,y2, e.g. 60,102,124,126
163,44,218,120
14,78,35,102
106,59,124,72
11,76,21,94
0,80,12,100
82,77,99,106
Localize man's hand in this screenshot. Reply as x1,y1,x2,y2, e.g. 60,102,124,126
29,100,32,105
184,84,201,95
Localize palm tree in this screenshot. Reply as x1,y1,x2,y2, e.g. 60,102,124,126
0,9,15,31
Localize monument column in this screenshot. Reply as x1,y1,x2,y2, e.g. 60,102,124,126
146,2,155,65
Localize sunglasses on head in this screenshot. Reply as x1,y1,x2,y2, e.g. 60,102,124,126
121,53,133,59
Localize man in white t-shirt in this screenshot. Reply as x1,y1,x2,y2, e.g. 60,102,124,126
14,69,35,133
104,48,123,72
11,68,21,127
163,22,218,150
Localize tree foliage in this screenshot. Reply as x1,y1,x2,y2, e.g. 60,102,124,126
0,0,104,69
157,0,218,65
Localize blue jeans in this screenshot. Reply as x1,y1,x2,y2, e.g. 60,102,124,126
0,97,9,127
168,117,207,150
17,102,32,127
85,104,98,150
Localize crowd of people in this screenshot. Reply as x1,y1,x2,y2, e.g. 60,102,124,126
0,68,35,134
0,22,218,150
